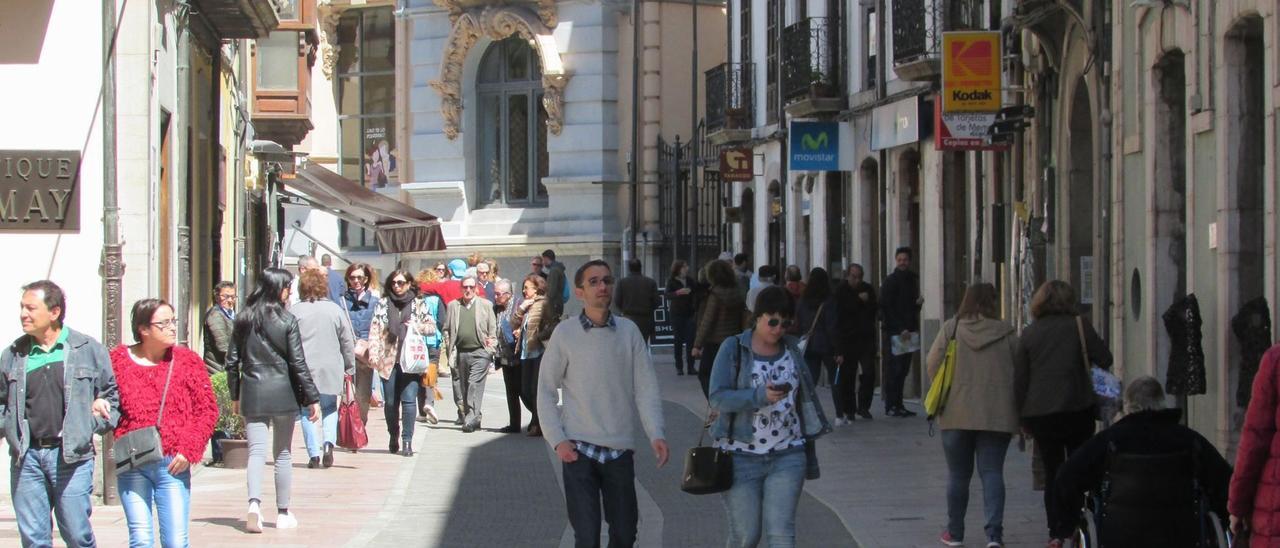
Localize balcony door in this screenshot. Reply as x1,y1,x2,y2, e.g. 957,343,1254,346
477,37,549,207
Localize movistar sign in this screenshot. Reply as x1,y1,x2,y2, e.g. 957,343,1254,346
790,121,839,171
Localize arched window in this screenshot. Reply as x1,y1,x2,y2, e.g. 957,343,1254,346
477,37,549,206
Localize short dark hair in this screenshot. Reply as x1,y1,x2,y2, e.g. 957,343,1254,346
574,259,612,288
22,280,66,325
802,268,831,302
213,281,235,296
627,258,642,273
1030,280,1078,319
785,265,803,283
895,247,913,259
542,249,557,261
734,253,749,266
522,273,548,295
957,283,999,319
130,298,172,342
757,265,778,280
752,285,794,320
705,259,737,289
669,260,688,279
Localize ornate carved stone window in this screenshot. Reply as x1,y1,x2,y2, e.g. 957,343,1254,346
477,37,549,207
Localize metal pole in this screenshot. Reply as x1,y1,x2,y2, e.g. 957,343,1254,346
291,221,354,264
174,4,192,346
100,0,123,506
690,0,700,269
629,0,642,257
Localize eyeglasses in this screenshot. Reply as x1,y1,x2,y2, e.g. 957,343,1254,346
434,267,447,272
150,319,178,329
347,274,367,281
584,276,616,288
765,318,794,329
462,284,477,291
392,280,410,287
496,291,512,297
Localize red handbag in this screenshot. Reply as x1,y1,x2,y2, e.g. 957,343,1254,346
338,375,368,450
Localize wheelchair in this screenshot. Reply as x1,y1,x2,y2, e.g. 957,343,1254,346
1073,447,1231,548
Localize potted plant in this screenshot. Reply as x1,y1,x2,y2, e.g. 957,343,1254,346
209,372,248,468
808,70,835,98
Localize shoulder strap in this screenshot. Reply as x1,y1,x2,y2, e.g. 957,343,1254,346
155,357,176,431
805,301,828,338
1075,316,1091,372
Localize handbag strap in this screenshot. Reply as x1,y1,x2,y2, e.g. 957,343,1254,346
155,357,176,432
804,301,827,339
699,340,745,446
1075,316,1091,372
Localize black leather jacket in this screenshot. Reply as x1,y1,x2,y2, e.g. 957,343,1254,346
225,313,321,417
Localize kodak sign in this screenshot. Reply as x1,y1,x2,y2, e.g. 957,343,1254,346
942,31,1001,113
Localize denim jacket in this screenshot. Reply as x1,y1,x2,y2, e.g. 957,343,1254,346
707,330,832,444
0,328,120,463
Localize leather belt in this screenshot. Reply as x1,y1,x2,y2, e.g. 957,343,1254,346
30,437,61,449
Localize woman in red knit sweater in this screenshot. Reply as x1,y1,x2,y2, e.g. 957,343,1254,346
111,299,218,547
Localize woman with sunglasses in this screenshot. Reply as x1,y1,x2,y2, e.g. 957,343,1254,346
111,298,219,547
368,269,434,456
226,268,322,532
708,285,832,547
340,263,380,425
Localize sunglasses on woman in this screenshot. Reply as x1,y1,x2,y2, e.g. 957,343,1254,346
765,318,794,329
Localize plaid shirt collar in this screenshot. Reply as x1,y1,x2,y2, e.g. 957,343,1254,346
578,310,617,331
573,440,629,463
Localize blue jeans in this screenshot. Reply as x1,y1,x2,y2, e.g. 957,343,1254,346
721,447,807,548
382,367,421,443
118,455,192,548
562,451,638,548
941,430,1012,543
10,447,96,548
299,393,340,458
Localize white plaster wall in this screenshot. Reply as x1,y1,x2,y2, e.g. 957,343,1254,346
0,0,108,339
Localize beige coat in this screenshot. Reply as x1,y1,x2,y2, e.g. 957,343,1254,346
925,316,1020,434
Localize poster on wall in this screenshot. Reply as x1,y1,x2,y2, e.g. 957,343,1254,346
1080,256,1094,304
363,126,398,188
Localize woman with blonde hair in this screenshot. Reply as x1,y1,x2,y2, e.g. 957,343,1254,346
926,283,1019,548
1015,280,1113,547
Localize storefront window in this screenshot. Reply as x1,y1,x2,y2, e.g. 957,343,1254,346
477,37,548,207
337,7,397,248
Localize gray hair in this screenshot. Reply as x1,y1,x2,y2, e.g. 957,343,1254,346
298,256,319,270
461,275,478,285
1122,376,1165,415
495,279,512,293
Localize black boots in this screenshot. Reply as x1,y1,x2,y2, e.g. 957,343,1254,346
322,443,334,468
400,440,414,457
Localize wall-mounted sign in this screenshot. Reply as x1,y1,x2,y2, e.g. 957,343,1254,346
942,31,1002,113
934,101,1008,151
871,96,931,151
790,121,839,171
0,150,80,232
720,148,754,182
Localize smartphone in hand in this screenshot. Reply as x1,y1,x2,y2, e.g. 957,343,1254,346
772,382,793,393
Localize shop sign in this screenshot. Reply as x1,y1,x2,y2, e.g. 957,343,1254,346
942,31,1001,113
934,102,1008,151
720,148,754,182
871,96,930,151
0,150,80,232
789,121,839,171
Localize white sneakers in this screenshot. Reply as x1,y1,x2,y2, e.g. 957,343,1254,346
834,417,851,427
246,501,299,533
246,501,263,534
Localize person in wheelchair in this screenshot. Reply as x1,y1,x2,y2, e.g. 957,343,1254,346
1053,376,1233,547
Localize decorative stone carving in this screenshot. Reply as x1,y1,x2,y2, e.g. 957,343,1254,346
434,0,464,23
317,7,344,79
430,6,569,140
536,0,557,27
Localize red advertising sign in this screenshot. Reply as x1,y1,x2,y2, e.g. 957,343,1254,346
934,101,1009,151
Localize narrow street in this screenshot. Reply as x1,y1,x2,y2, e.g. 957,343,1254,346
0,351,1046,547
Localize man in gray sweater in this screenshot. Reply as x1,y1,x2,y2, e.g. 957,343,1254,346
538,259,668,547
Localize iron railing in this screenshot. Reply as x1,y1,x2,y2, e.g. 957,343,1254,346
782,17,839,102
658,125,728,275
892,0,985,65
705,63,755,132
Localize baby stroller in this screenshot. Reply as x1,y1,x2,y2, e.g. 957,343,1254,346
1074,445,1231,548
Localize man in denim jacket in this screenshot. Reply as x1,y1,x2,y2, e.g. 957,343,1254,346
0,280,119,548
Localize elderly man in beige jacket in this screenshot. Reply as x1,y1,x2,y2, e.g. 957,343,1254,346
442,275,499,432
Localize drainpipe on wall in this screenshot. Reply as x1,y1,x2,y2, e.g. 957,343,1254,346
875,0,887,275
100,0,124,507
628,0,641,258
175,4,192,346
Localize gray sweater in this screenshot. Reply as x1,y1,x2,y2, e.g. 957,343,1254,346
537,314,665,451
291,299,357,395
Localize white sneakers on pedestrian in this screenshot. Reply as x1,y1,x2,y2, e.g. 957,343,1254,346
246,501,263,534
423,405,439,425
276,511,298,529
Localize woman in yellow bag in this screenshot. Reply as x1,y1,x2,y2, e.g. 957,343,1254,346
924,283,1020,548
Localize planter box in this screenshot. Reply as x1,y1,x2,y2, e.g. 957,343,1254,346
218,438,250,469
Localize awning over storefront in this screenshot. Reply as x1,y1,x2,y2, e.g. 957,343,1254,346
282,163,447,253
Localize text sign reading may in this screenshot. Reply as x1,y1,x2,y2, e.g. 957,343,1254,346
942,31,1001,113
0,151,81,232
790,121,839,171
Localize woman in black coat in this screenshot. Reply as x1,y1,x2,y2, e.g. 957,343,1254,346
665,260,696,376
226,268,321,533
794,268,840,401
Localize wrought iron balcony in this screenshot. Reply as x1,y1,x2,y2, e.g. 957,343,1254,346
782,17,839,102
192,0,282,39
706,63,755,142
891,0,985,81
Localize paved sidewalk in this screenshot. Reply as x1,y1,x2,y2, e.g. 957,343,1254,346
0,352,1049,547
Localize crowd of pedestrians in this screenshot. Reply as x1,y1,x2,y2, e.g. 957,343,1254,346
5,244,1280,548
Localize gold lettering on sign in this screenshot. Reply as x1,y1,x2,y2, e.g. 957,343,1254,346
0,189,16,221
47,189,71,222
24,190,48,222
57,158,72,178
36,158,52,179
15,158,32,181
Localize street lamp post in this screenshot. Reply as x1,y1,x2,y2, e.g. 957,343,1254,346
628,0,641,258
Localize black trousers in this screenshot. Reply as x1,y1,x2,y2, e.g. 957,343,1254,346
520,356,542,428
1024,407,1096,539
500,361,522,428
698,340,722,399
670,314,695,373
840,345,877,415
563,452,638,548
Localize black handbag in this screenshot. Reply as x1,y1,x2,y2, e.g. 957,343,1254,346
681,345,744,495
112,358,175,473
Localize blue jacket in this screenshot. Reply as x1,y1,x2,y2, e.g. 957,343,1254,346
707,330,831,444
0,328,120,463
340,290,379,340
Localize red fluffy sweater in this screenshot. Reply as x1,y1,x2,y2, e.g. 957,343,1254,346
111,345,219,463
